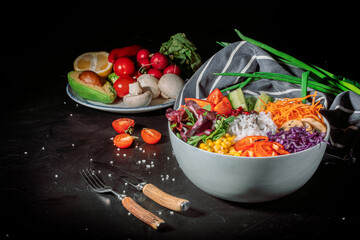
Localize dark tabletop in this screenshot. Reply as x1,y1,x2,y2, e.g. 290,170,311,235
1,3,360,240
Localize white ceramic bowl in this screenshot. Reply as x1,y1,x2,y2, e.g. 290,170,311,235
169,117,330,203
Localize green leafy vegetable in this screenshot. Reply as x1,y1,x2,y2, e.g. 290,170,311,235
160,33,202,78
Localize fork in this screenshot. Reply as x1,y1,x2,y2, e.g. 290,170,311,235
80,168,165,230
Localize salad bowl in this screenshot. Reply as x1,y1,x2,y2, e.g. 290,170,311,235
169,117,330,203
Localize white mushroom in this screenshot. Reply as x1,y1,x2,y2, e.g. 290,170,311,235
128,81,143,95
158,74,185,99
137,74,160,99
123,82,152,108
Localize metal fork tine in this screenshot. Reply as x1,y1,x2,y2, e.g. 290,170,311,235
87,168,107,188
80,169,97,190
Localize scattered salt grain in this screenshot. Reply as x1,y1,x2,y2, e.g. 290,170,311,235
41,147,45,150
169,211,174,215
55,174,58,178
123,154,127,157
142,159,146,163
24,152,28,155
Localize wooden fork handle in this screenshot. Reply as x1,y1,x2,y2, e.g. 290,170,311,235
121,197,165,230
142,183,190,212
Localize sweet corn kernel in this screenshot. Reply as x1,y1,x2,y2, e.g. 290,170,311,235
197,135,241,156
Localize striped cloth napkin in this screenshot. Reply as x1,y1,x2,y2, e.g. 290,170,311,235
174,41,360,162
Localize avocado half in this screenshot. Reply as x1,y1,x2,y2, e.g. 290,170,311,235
67,71,116,103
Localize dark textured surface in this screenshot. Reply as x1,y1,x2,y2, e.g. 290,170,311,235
1,3,360,239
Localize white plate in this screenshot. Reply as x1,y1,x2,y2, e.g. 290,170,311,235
66,84,175,113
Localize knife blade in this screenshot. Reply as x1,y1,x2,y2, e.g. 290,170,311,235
92,161,190,212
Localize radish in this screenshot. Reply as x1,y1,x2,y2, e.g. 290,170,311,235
136,49,150,62
148,68,163,79
163,65,181,75
150,52,168,70
137,58,151,70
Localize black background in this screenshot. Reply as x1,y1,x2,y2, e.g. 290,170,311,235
2,2,360,239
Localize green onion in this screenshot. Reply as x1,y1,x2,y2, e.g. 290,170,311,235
216,41,231,47
214,72,342,96
234,29,328,80
220,77,254,93
301,71,310,103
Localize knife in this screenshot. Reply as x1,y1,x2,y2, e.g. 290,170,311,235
92,161,190,212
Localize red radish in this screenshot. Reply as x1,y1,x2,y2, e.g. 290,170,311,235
137,58,151,70
150,52,168,70
136,49,150,62
163,65,181,75
148,68,163,79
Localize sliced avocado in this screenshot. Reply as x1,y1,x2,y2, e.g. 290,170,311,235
67,71,116,103
254,93,274,112
228,88,248,111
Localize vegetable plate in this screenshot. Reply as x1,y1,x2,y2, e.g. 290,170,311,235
66,84,174,113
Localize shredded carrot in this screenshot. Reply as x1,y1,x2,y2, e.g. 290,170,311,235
263,92,324,128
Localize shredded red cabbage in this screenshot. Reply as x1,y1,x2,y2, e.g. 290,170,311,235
267,127,327,153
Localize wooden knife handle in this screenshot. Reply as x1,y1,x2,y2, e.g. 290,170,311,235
122,196,165,230
142,183,190,212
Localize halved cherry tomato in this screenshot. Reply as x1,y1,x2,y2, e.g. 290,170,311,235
207,88,224,105
184,98,215,110
214,97,232,115
234,136,268,152
112,118,135,134
141,128,161,144
113,133,133,148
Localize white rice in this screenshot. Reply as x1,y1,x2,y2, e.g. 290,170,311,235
228,112,278,141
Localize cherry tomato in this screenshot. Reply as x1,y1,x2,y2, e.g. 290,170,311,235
112,118,135,134
113,76,136,97
113,133,134,148
113,57,135,76
141,128,161,144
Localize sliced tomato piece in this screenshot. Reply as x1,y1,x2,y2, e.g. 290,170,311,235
184,98,215,110
141,128,161,144
113,133,134,148
234,136,268,152
112,118,135,134
214,97,232,115
207,88,224,105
